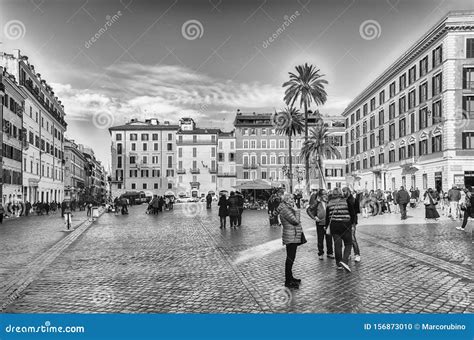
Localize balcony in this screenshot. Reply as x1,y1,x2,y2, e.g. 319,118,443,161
190,168,200,174
176,140,216,146
209,168,217,174
243,163,258,169
177,168,186,174
217,172,236,177
400,157,418,169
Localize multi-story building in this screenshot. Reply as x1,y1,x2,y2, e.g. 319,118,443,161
83,146,107,203
64,138,86,201
109,118,179,198
217,131,236,193
320,117,346,190
176,118,220,197
343,11,474,192
0,50,67,203
0,68,27,205
234,111,334,191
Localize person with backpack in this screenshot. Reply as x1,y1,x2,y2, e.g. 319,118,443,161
307,189,334,260
326,188,355,272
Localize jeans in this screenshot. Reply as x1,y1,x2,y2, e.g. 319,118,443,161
332,230,352,265
230,216,238,227
237,208,243,226
352,224,360,256
449,201,459,219
461,208,471,229
316,224,333,256
220,216,227,228
399,203,408,219
285,243,298,283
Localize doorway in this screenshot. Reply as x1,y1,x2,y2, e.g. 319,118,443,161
435,172,442,192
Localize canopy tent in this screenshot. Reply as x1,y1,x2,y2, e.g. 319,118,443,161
164,190,175,197
232,179,274,190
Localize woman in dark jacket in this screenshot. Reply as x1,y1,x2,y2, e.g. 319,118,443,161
277,193,304,288
424,188,440,220
218,194,228,228
227,192,240,228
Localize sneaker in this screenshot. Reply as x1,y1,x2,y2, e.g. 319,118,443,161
339,261,351,272
319,255,324,260
354,255,361,262
336,265,343,270
456,226,465,231
327,254,335,259
291,278,301,284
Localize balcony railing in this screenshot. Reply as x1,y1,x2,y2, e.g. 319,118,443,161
217,172,237,177
190,168,200,174
177,169,186,174
209,168,217,174
243,164,258,169
400,157,417,168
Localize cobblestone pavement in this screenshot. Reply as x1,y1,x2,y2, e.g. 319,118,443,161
3,203,472,313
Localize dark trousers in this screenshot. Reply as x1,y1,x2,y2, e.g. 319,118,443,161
207,202,211,209
333,230,352,265
237,208,243,226
461,208,471,229
230,215,238,227
316,224,333,256
220,216,227,228
399,203,408,219
352,224,360,256
285,243,298,283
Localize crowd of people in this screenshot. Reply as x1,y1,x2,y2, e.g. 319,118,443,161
145,195,175,215
217,191,244,228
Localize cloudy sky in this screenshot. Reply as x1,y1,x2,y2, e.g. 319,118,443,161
1,0,473,167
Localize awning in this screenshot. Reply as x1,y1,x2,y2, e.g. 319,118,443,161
233,179,274,190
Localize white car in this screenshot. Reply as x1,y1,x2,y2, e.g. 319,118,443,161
176,196,193,203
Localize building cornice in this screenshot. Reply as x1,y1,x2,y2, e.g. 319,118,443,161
342,10,474,117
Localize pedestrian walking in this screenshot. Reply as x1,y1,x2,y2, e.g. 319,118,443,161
25,201,31,216
158,196,164,212
0,204,4,223
424,188,440,220
326,188,354,272
64,201,72,230
307,189,334,260
206,193,212,209
392,188,399,213
218,193,228,228
448,185,461,219
457,185,474,231
227,191,240,228
236,191,244,226
397,186,410,220
277,193,305,288
344,187,361,262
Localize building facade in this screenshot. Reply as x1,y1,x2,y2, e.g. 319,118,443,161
109,118,179,198
176,118,219,197
0,68,27,206
0,50,67,203
83,147,107,203
343,11,474,192
217,131,236,193
64,139,86,201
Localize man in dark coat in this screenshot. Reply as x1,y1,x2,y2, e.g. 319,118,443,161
206,193,212,209
397,186,410,220
236,191,244,226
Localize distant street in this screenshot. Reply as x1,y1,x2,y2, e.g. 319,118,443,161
0,203,471,313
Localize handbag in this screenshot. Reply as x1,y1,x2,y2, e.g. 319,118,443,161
299,231,307,245
423,194,431,206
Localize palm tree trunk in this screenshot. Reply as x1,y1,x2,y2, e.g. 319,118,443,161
288,134,293,193
317,157,324,190
303,102,309,195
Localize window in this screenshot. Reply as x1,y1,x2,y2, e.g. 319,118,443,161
370,98,376,111
193,147,197,157
279,140,285,149
243,140,249,149
389,103,395,120
378,110,384,126
141,133,149,141
378,128,384,145
463,68,474,90
379,91,385,105
462,132,474,149
389,123,395,141
408,90,416,109
432,100,442,124
362,159,368,169
370,133,375,148
370,156,375,167
389,150,395,162
389,82,396,98
363,104,368,116
130,133,137,141
261,154,267,165
408,65,416,84
211,147,216,157
168,133,172,141
356,109,360,121
131,183,136,189
167,143,172,151
152,133,158,140
420,56,428,77
350,113,355,125
432,73,442,96
432,135,442,153
399,118,406,137
130,156,135,164
261,128,267,136
193,135,197,143
399,96,406,115
399,147,406,160
261,140,267,149
143,143,147,151
251,140,256,149
356,125,360,138
399,74,406,91
463,96,474,119
116,133,122,141
419,140,428,155
370,116,375,130
410,113,415,133
229,153,235,162
131,143,136,151
117,156,122,168
362,121,367,134
378,152,384,165
419,107,428,130
408,144,416,157
154,183,159,189
419,82,428,103
356,141,360,154
142,156,147,164
433,45,443,66
243,171,249,179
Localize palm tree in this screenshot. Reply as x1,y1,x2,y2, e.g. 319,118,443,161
300,125,341,190
274,107,304,193
283,63,328,193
